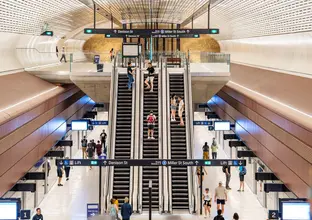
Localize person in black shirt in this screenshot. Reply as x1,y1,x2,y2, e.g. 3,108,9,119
213,209,225,220
100,129,107,152
145,62,155,92
32,208,43,220
127,62,135,90
223,165,231,190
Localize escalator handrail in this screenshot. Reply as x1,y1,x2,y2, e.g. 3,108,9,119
166,58,173,213
138,57,144,213
183,55,195,214
104,54,118,211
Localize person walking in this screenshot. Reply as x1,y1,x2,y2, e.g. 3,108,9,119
203,188,212,218
257,163,264,192
178,96,184,126
144,62,155,92
211,138,218,159
57,164,64,186
81,136,88,159
202,142,210,159
96,140,102,157
100,129,107,152
87,144,94,170
170,93,177,121
60,46,67,63
64,157,71,181
146,110,156,139
233,213,239,220
109,198,119,219
238,166,247,192
214,181,227,214
32,208,43,220
223,165,231,190
110,48,115,61
127,62,135,90
196,166,208,186
121,197,132,220
213,209,225,220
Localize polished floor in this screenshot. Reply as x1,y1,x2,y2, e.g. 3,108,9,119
36,112,267,220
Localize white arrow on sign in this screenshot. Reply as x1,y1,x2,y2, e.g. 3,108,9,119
195,161,199,165
91,213,95,216
239,161,242,165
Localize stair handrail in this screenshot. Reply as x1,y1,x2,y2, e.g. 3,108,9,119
183,53,195,214
104,53,119,212
165,58,173,213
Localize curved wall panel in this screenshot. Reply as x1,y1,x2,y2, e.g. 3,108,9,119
219,32,312,76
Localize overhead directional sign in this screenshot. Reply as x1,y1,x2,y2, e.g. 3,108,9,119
90,120,108,126
56,159,246,167
193,121,213,126
87,203,99,218
85,28,219,35
106,33,200,38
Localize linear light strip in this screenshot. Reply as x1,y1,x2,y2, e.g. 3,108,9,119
229,81,312,119
0,86,59,113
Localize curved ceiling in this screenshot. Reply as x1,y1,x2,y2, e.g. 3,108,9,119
0,0,311,40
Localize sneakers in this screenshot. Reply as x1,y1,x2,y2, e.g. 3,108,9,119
226,187,232,190
66,178,69,181
57,184,63,186
150,89,153,92
151,137,155,140
147,136,151,139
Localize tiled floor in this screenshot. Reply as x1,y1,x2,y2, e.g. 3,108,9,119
36,112,267,220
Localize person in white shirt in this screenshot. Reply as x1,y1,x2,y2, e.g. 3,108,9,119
203,188,212,218
178,96,184,126
214,181,228,214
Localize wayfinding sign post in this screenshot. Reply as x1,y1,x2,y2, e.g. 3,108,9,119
87,203,99,218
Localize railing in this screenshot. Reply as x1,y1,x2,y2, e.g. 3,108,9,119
104,55,118,212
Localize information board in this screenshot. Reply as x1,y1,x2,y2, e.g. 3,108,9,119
87,203,99,218
0,199,20,220
122,43,139,57
193,121,213,126
214,121,231,131
71,120,88,131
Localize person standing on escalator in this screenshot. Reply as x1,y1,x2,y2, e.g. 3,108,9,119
127,62,135,90
146,110,156,139
144,62,155,92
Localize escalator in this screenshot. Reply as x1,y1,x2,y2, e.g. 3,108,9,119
169,74,189,210
112,74,133,206
142,73,159,210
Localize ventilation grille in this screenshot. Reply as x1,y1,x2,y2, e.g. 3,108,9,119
211,0,312,39
0,0,105,36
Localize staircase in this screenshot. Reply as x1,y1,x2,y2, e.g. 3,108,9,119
142,73,159,210
112,74,132,207
169,74,189,210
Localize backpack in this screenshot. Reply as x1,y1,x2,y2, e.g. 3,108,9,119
222,166,226,173
147,115,155,124
241,166,247,175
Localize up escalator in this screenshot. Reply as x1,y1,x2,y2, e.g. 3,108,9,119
169,74,189,210
113,74,132,206
142,73,159,210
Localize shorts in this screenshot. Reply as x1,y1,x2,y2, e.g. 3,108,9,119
146,76,154,82
148,124,154,130
239,174,245,182
217,199,225,205
170,105,176,111
178,109,183,117
57,170,63,178
82,147,87,151
203,200,211,207
197,172,204,176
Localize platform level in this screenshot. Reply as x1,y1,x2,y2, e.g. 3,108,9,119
34,112,266,220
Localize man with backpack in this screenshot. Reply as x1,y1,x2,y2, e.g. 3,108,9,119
238,166,247,192
146,110,156,139
222,165,231,190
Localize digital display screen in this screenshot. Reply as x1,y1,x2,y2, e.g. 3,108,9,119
0,202,18,220
214,121,231,131
71,120,88,131
282,202,310,220
122,44,139,57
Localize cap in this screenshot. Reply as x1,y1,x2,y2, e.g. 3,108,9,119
219,181,223,184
